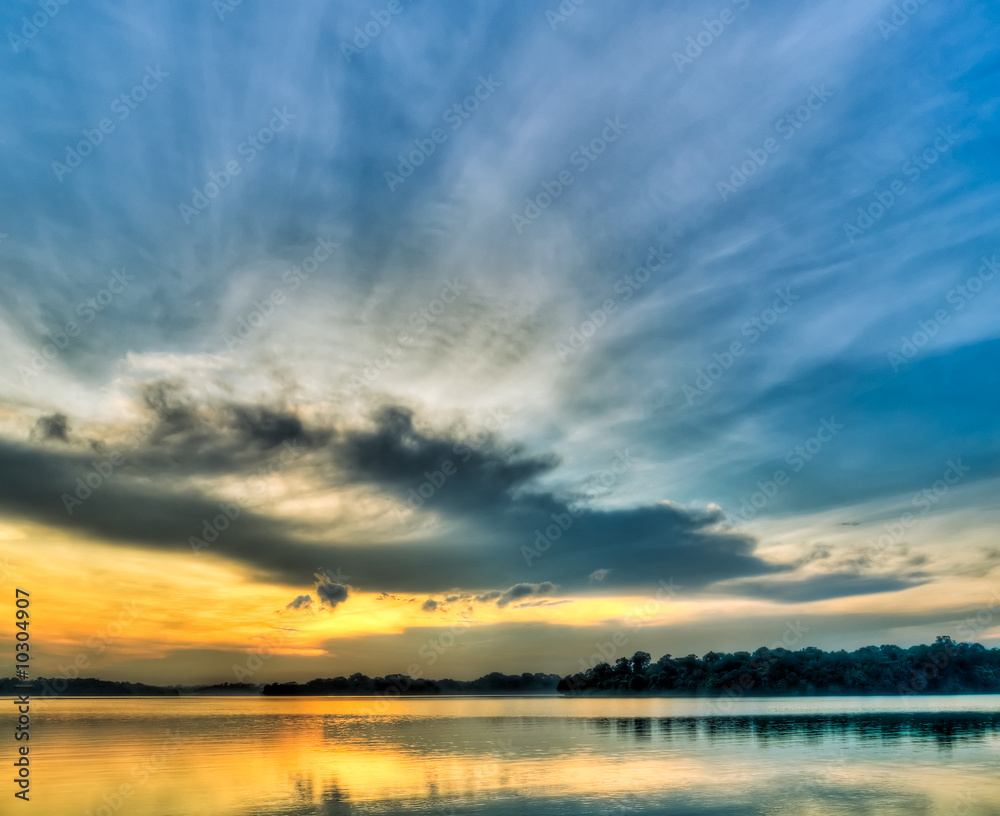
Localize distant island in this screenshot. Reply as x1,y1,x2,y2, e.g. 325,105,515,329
261,671,561,696
0,673,561,698
5,637,998,698
0,678,261,697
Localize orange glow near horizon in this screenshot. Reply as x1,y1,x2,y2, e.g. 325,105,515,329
3,513,998,683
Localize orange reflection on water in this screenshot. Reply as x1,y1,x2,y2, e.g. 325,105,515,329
8,696,1000,816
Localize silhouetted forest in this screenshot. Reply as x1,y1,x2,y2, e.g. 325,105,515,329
0,673,562,697
261,671,562,695
6,638,999,697
0,677,184,696
557,637,1000,696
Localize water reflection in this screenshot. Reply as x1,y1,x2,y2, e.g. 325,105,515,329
651,712,1000,745
7,696,999,816
583,709,1000,747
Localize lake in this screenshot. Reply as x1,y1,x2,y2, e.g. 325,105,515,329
8,695,1000,815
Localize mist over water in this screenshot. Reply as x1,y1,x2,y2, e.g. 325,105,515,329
10,696,1000,815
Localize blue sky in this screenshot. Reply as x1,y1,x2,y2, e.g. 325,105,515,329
2,0,1000,681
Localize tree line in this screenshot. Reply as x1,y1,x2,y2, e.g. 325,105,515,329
5,638,998,697
557,637,1000,696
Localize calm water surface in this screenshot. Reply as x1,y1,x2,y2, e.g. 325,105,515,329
6,695,1000,815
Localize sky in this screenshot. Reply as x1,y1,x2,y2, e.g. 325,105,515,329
1,0,999,684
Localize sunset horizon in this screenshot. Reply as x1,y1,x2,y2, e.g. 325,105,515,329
3,1,999,813
2,0,999,687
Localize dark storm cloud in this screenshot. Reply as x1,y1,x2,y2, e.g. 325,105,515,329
231,406,307,449
333,405,558,512
0,437,331,580
0,399,945,604
141,381,313,449
496,582,558,608
724,573,928,603
99,381,332,478
29,414,69,443
142,381,198,441
315,580,349,609
0,403,789,597
436,583,560,609
325,406,786,591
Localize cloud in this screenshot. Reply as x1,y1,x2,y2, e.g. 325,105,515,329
475,590,503,603
589,569,610,583
286,594,312,610
230,406,310,450
0,401,792,598
421,599,438,612
333,405,557,513
723,573,928,604
29,414,69,443
496,582,558,608
131,381,329,475
314,574,349,610
321,405,787,594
